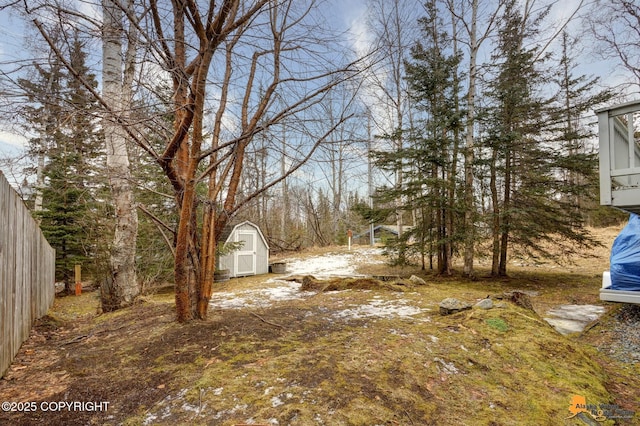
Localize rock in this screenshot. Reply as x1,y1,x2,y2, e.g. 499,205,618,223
408,275,427,285
439,298,472,315
300,275,323,291
474,298,493,310
544,304,606,335
504,291,534,311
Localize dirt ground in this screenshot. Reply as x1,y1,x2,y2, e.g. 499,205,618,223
1,226,639,425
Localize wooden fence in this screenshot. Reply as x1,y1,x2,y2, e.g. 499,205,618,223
0,171,55,377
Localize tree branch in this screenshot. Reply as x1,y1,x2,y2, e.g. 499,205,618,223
138,204,176,256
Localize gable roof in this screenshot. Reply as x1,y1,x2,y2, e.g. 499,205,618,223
220,220,270,250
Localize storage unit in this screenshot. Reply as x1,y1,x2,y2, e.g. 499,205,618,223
218,221,270,278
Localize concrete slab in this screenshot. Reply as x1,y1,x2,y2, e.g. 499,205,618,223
544,304,606,335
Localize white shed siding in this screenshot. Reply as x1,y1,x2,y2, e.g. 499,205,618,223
218,221,269,277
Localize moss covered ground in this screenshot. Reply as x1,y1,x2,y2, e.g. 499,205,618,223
0,227,638,425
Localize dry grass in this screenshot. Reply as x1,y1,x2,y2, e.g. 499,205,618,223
1,225,638,425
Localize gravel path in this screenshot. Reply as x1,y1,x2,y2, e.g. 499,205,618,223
607,305,640,364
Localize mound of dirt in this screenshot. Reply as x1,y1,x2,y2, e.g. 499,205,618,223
299,275,412,292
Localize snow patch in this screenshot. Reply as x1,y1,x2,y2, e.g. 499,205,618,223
333,297,429,320
210,247,383,310
283,248,384,278
209,281,315,310
208,247,428,324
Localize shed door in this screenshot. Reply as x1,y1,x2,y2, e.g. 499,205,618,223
235,230,256,276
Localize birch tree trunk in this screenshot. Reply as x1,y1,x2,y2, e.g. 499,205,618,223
462,0,478,278
446,0,503,277
367,0,415,243
101,0,139,310
33,63,58,220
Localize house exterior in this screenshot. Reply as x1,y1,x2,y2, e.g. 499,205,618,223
597,100,640,304
597,99,640,214
353,225,414,245
218,221,270,278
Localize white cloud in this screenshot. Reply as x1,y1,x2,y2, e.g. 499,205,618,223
74,0,102,25
0,131,28,149
347,7,373,57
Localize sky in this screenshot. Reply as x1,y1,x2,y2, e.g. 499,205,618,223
1,0,637,142
0,0,638,189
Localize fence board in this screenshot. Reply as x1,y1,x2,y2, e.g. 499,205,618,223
0,171,55,377
1,176,8,377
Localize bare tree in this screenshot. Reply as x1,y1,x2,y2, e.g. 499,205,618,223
314,87,366,243
22,0,365,322
142,0,362,321
589,0,640,88
365,0,421,241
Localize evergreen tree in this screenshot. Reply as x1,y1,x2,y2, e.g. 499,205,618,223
37,144,89,291
550,32,615,226
20,33,103,293
482,0,552,276
65,36,106,271
481,1,605,276
374,0,463,272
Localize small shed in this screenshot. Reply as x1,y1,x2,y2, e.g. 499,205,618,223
218,221,270,278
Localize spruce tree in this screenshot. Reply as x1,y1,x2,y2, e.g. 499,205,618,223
481,2,607,276
373,0,463,273
549,32,615,226
482,0,541,276
20,34,103,293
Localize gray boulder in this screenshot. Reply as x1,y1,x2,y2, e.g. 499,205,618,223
408,275,427,285
474,298,493,310
439,298,472,315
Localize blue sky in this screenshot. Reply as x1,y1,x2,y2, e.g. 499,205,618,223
0,0,638,189
0,0,636,148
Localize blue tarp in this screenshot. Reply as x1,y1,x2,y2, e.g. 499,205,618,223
610,213,640,291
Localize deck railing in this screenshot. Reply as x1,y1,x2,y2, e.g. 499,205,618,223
597,100,640,213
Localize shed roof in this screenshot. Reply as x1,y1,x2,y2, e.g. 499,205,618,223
220,220,270,250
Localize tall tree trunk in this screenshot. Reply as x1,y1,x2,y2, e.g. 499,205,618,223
281,130,287,241
392,3,404,242
101,0,139,310
490,148,500,276
33,62,59,220
499,149,511,276
447,8,461,277
463,0,478,277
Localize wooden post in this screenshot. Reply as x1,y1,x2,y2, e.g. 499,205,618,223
74,264,82,296
347,229,353,251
